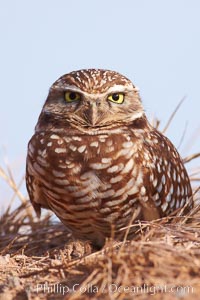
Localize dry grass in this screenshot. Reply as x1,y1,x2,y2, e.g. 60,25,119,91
1,198,200,300
1,108,200,300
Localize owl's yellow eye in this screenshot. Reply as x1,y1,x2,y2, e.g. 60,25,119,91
64,91,81,102
108,93,124,104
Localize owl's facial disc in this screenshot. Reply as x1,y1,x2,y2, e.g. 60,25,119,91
60,84,144,128
41,69,145,131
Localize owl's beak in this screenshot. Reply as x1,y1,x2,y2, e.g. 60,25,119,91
85,102,99,126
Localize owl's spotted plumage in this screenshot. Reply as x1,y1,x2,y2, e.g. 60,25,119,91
26,69,193,247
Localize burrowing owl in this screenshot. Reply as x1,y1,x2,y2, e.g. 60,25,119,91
26,69,193,247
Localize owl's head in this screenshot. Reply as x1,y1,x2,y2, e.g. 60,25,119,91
37,69,145,133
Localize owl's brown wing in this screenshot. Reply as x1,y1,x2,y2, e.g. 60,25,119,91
26,134,52,217
139,130,193,218
26,173,50,217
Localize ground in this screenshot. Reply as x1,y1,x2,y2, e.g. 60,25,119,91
0,199,200,300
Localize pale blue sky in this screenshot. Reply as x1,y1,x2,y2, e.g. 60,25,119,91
0,0,200,205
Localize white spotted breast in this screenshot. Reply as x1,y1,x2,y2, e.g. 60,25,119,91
26,131,143,219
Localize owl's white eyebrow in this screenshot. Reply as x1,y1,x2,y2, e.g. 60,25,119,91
106,84,135,94
52,84,81,92
52,83,136,96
